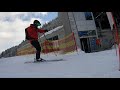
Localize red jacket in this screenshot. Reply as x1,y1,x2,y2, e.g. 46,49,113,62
96,39,101,45
26,24,46,42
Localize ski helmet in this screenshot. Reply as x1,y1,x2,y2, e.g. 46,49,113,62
33,20,41,27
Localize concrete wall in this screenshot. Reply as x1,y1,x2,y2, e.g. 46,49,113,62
58,12,72,36
70,12,96,31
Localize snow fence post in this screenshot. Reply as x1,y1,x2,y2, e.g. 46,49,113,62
110,12,119,56
111,12,120,71
72,32,78,53
119,44,120,71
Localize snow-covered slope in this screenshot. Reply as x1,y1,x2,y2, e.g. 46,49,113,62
0,49,120,78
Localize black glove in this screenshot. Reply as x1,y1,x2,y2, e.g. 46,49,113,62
45,29,48,32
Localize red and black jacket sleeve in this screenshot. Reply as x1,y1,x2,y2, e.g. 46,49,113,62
37,29,47,33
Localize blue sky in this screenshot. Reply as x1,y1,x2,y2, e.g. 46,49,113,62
0,12,58,53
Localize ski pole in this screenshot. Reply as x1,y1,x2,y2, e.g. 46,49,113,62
38,35,48,56
43,33,57,56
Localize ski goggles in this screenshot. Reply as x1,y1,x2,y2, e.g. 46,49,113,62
36,22,41,26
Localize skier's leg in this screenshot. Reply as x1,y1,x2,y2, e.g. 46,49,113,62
31,40,41,60
35,41,41,59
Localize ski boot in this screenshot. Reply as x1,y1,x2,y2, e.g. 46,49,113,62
34,58,45,62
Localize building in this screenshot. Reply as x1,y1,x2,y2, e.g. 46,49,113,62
58,12,116,53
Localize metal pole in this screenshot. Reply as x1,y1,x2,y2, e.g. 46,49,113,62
111,12,120,71
94,12,104,38
72,12,81,52
111,12,119,44
111,12,118,56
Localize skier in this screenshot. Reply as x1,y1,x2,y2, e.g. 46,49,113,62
25,20,48,61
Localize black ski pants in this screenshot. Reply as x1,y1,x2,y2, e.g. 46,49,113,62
31,40,41,59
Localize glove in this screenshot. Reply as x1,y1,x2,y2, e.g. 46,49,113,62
45,29,48,32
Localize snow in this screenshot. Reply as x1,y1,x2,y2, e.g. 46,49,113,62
40,25,63,38
0,48,120,78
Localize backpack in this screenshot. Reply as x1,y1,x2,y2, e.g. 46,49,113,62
25,28,31,40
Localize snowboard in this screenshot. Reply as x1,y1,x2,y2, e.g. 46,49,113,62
24,59,64,64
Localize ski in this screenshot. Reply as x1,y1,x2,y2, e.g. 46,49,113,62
24,59,64,64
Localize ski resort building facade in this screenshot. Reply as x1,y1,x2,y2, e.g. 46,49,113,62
58,12,116,53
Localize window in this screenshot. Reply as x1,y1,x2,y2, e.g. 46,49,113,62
84,12,93,20
78,31,88,37
78,30,96,37
53,36,58,40
48,36,58,41
88,30,96,36
48,38,53,41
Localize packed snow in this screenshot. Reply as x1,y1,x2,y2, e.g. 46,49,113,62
0,48,120,78
40,25,63,38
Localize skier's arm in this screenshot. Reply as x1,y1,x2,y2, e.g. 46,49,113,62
37,29,48,33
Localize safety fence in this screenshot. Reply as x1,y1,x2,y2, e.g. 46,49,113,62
17,32,78,56
58,32,77,54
